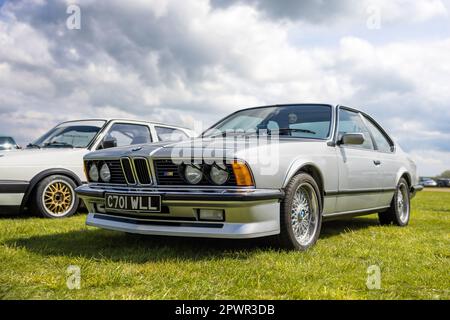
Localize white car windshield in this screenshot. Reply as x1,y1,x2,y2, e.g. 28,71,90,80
29,120,106,148
203,104,332,139
0,137,16,150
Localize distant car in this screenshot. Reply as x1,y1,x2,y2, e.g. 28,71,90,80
0,136,20,151
0,119,195,218
77,104,423,251
437,179,450,187
419,178,437,187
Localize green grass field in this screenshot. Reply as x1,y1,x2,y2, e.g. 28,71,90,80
0,191,449,300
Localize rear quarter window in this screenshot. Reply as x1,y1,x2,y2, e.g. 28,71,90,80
155,126,189,142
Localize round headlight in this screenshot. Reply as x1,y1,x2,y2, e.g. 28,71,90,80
89,164,99,182
100,163,111,182
210,164,229,185
185,165,203,184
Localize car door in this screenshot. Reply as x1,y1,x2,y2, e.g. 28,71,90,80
335,108,381,213
361,115,398,207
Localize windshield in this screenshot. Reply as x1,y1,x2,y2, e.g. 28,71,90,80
203,104,332,139
0,137,16,150
30,120,106,148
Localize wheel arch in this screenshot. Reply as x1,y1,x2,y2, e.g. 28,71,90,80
20,168,82,209
283,162,325,207
396,169,412,188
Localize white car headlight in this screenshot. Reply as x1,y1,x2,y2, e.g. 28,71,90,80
185,165,203,184
210,164,229,185
100,163,111,182
89,164,99,182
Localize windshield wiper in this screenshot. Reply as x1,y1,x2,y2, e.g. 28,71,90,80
43,141,74,148
26,143,41,149
271,128,317,135
207,131,261,139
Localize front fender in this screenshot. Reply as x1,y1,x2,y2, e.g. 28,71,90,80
283,159,322,188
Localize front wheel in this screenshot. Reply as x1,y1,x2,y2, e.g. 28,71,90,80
378,178,410,226
32,175,79,218
277,173,322,251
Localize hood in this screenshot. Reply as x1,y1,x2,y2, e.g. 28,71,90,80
84,137,322,161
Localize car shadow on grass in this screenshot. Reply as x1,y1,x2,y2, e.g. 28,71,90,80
5,217,380,263
321,217,380,239
5,228,273,263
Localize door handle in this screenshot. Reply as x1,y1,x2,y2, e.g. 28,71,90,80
373,160,382,166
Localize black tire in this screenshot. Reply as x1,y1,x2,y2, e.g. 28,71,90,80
378,178,410,226
277,173,322,251
32,175,79,218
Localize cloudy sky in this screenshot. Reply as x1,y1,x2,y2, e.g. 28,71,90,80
0,0,449,176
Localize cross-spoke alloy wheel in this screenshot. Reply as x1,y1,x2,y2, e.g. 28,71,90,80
42,180,74,216
33,175,79,218
278,173,322,251
290,183,319,247
378,177,410,226
397,182,410,224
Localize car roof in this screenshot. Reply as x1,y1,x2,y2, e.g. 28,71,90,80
57,118,191,130
234,103,337,112
233,103,377,114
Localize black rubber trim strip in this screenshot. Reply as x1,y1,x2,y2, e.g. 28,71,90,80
0,181,29,193
93,214,223,228
324,188,396,197
162,192,283,201
76,186,284,202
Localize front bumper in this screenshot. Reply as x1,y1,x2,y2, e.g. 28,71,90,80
76,184,284,239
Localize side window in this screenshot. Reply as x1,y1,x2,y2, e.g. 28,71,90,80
101,123,151,149
155,126,189,142
338,109,374,150
363,117,393,153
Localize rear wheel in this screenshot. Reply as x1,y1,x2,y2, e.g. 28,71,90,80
32,175,79,218
277,173,322,251
378,178,410,226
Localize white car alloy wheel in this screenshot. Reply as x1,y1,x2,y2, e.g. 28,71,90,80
41,179,76,217
290,183,320,247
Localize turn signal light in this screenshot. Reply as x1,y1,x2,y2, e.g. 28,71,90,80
231,161,254,186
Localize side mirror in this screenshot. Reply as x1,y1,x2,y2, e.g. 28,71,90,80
100,138,117,149
339,133,365,145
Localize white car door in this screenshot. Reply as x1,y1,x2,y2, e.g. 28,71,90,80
335,108,381,213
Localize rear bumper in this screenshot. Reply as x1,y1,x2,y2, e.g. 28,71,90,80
76,184,283,239
411,184,424,198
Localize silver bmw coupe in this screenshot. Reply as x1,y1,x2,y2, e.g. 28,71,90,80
76,104,423,250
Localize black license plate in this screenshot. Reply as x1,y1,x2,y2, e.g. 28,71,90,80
105,193,161,213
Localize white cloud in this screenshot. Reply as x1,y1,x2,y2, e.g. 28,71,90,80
409,149,450,176
0,0,449,174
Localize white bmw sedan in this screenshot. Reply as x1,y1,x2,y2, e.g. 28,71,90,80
77,104,423,250
0,119,194,218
